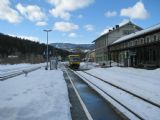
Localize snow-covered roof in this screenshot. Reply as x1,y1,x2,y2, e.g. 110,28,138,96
113,23,160,44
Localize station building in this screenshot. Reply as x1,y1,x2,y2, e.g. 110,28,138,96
109,23,160,68
85,50,96,62
93,21,142,65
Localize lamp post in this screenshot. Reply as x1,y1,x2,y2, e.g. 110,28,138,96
43,29,52,70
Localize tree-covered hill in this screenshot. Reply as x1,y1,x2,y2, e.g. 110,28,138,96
0,33,72,64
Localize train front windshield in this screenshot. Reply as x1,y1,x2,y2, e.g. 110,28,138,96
70,57,80,62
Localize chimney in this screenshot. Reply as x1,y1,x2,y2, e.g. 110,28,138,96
116,25,119,29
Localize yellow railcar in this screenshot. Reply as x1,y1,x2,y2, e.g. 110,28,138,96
68,55,80,69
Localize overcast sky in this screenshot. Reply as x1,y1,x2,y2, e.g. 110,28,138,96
0,0,160,44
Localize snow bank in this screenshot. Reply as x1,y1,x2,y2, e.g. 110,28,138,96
0,68,71,120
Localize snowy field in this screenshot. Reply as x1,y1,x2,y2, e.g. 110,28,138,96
0,67,71,120
77,63,160,120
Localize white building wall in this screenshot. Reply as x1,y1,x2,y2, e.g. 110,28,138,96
95,22,142,65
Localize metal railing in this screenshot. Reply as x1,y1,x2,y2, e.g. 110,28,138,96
0,65,45,81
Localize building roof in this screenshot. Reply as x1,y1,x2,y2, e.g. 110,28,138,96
112,23,160,45
92,21,142,43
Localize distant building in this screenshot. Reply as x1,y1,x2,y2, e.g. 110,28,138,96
93,21,142,65
109,23,160,68
85,50,96,62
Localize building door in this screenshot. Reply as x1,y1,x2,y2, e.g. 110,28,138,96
130,56,134,67
130,55,137,67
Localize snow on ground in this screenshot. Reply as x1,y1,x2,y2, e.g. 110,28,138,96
79,62,100,69
0,68,71,120
77,63,160,120
85,67,160,104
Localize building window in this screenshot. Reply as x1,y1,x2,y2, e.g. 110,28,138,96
124,43,127,48
149,36,152,43
132,40,135,46
118,45,120,49
119,44,121,49
126,42,128,47
123,43,125,48
141,38,144,44
129,41,132,46
154,35,157,41
151,35,154,42
123,30,134,35
123,30,128,35
131,41,134,46
135,40,138,45
158,33,160,41
137,39,141,45
153,50,156,61
145,37,150,43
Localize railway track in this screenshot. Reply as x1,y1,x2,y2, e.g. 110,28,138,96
83,71,160,108
64,68,125,120
73,69,160,120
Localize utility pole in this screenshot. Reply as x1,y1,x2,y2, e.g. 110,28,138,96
43,29,52,70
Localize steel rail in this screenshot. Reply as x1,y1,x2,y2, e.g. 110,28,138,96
73,70,144,120
83,71,160,109
64,70,93,120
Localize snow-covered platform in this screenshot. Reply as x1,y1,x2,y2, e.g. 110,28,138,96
0,68,71,120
